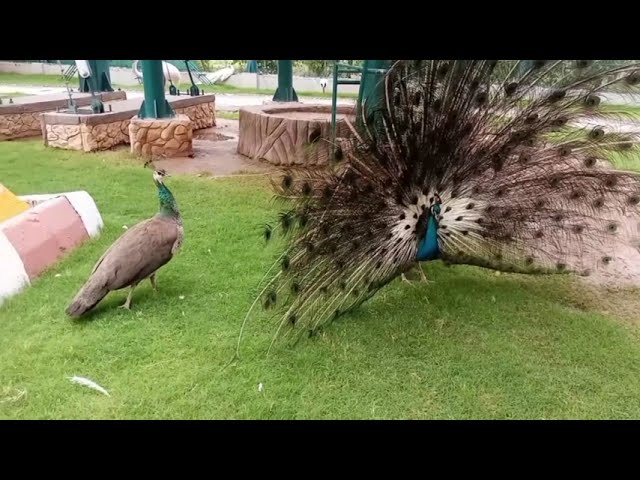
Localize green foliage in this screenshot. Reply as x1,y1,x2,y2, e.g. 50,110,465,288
228,60,364,77
295,60,330,77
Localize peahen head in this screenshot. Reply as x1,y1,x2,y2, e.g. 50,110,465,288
153,168,168,184
416,194,441,262
152,169,180,218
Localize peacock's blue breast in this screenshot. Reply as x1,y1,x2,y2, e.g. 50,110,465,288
416,215,440,261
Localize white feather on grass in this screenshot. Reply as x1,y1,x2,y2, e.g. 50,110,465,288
0,387,27,404
68,376,110,396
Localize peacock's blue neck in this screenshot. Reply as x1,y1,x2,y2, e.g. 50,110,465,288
416,213,440,261
157,182,180,218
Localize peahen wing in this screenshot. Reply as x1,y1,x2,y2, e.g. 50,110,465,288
90,216,179,291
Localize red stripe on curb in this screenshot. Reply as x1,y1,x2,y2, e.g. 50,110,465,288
2,197,89,280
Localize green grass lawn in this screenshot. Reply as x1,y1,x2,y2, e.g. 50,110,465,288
0,72,70,87
1,141,640,419
0,72,358,99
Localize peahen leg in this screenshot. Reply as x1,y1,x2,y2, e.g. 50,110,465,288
119,284,137,310
149,273,158,291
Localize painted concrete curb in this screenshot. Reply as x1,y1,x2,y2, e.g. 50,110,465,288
0,191,103,305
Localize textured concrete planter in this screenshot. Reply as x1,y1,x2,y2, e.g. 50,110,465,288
128,114,194,158
0,91,127,141
41,94,216,153
237,102,356,166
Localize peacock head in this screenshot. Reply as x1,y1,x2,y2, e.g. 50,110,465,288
430,194,442,220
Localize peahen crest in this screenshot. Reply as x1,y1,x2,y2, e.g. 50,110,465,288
240,60,640,350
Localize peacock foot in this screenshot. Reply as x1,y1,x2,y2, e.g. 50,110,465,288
401,273,419,286
402,267,435,285
418,268,435,284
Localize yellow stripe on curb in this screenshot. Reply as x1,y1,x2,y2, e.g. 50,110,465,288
0,183,29,223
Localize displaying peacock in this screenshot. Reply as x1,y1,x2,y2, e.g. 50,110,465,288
239,60,640,349
66,167,184,317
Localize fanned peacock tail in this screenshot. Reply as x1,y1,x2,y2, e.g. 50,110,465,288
241,60,640,349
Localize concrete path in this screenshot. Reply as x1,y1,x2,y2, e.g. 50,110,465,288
1,82,636,115
0,84,355,111
1,83,637,133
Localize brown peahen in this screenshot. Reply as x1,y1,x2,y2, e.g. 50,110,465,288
66,168,184,317
240,60,640,349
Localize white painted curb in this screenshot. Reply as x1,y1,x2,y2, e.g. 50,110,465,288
19,191,103,238
1,190,103,306
0,231,31,306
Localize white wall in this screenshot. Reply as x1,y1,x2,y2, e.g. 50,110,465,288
224,72,360,94
0,61,64,75
0,62,361,94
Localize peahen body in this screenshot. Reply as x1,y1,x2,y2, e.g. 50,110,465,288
241,60,640,348
66,169,184,317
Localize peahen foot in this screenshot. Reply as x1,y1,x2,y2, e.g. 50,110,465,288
149,273,158,292
118,301,132,310
118,285,136,310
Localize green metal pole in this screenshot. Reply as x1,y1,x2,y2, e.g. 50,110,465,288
331,60,340,154
273,60,298,102
246,60,258,73
137,60,175,119
184,60,200,96
79,60,114,93
357,60,391,133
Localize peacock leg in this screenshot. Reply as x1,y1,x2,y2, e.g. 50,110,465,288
402,265,434,285
417,265,435,284
118,285,137,310
149,273,158,291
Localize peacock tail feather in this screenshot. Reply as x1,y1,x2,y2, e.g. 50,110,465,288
241,60,640,349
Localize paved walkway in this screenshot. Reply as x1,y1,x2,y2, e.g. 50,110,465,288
0,85,355,111
1,83,638,133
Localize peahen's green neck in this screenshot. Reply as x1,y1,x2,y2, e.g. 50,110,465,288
156,181,180,218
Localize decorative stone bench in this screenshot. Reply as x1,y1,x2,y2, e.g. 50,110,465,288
0,91,127,141
41,94,216,153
